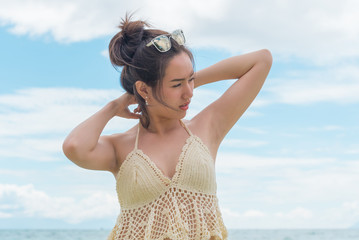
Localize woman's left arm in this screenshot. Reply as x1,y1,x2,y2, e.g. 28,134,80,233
193,49,272,147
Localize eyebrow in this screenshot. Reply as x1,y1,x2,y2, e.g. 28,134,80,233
170,71,195,82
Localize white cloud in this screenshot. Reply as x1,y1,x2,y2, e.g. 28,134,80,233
343,201,359,215
1,0,359,63
0,88,126,136
0,87,226,162
275,207,313,219
216,152,335,169
0,184,119,223
0,87,224,137
234,126,268,135
0,81,357,229
243,210,267,218
221,207,314,228
0,169,29,178
345,145,359,155
267,79,359,105
0,88,138,161
0,211,12,218
262,64,359,104
0,0,134,42
2,1,359,107
217,152,359,201
221,204,359,229
216,151,359,228
0,137,62,162
221,208,240,218
222,138,267,148
307,125,344,132
101,49,109,58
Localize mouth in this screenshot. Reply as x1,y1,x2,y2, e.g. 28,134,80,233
179,101,190,111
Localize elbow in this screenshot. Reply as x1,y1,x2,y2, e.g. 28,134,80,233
260,49,273,67
62,138,79,161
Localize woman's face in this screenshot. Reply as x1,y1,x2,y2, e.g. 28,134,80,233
149,51,194,120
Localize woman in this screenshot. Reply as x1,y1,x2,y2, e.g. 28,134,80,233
63,15,272,240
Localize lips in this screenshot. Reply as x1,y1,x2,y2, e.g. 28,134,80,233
179,101,190,110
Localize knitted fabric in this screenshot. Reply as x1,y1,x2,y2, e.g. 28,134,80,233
108,120,228,240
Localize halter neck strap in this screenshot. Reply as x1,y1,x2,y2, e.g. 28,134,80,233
180,119,193,136
134,123,140,150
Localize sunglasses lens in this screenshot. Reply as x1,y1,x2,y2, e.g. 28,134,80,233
172,29,185,45
146,30,185,52
152,35,171,52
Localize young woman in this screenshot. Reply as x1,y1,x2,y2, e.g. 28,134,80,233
63,15,272,240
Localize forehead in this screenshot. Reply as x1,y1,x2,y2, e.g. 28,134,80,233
163,52,193,81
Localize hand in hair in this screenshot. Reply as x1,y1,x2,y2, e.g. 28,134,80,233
112,93,141,119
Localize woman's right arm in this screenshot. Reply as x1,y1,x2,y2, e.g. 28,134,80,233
62,93,139,173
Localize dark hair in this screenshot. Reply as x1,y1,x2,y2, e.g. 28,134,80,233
108,14,194,128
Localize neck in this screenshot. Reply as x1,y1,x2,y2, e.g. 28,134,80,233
142,117,182,136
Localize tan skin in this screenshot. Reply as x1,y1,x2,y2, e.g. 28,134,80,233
63,50,272,240
63,49,272,181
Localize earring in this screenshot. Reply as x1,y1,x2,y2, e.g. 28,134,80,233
145,96,148,105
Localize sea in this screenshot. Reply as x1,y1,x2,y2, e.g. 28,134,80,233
0,229,359,240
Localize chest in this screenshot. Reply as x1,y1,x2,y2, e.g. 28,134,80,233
138,135,188,179
116,136,217,209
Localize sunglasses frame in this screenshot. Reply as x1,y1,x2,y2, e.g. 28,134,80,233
146,29,186,53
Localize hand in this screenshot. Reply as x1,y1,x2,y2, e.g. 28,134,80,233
112,93,141,119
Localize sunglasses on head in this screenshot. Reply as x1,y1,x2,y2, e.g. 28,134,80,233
146,29,186,52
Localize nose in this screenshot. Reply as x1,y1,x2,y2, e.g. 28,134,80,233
183,80,193,99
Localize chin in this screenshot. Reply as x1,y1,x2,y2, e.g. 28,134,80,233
178,112,187,119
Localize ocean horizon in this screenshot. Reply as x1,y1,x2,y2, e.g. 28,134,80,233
1,229,359,240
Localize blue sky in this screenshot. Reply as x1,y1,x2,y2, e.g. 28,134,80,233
1,0,359,230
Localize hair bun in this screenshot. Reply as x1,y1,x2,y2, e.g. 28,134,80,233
109,15,150,68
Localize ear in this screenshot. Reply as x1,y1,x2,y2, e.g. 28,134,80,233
135,81,151,99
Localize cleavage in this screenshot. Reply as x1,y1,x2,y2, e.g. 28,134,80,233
138,132,190,180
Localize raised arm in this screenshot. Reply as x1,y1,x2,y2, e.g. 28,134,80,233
62,93,139,173
193,49,272,148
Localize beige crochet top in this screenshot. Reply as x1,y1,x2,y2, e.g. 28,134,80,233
108,120,228,240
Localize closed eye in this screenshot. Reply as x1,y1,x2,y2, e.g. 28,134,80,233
173,77,194,88
171,74,194,88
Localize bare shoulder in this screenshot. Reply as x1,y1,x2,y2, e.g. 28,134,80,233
183,115,210,137
107,123,139,172
184,114,218,159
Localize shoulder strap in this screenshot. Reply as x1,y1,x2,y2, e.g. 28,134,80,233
180,119,192,136
134,123,140,150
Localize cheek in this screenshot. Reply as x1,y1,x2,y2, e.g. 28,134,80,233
162,88,179,101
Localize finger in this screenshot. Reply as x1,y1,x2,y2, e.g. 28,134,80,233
126,112,141,119
134,105,141,113
121,108,141,119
